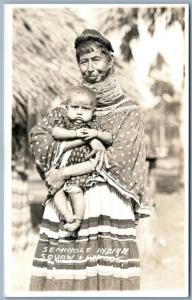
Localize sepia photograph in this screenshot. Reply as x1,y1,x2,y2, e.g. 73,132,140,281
4,3,189,297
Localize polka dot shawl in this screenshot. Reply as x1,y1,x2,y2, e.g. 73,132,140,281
30,103,150,218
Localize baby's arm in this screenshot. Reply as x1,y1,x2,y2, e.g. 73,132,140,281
79,128,112,145
46,139,108,188
52,127,77,140
52,127,87,151
52,127,90,140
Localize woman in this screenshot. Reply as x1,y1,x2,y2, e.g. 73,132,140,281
29,29,150,291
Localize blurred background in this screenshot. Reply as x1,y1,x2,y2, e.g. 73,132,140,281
11,5,187,293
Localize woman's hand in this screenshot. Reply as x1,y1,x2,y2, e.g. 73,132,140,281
87,139,110,172
45,168,66,190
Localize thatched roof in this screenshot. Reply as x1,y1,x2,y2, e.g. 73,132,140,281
13,8,85,127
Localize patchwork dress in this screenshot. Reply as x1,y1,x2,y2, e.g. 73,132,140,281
29,73,150,291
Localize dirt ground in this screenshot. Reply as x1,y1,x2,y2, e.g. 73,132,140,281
11,187,186,294
139,188,186,290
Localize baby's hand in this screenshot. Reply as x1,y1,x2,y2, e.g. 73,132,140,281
79,128,98,140
75,128,87,138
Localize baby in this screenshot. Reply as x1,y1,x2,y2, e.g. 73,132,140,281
51,86,112,231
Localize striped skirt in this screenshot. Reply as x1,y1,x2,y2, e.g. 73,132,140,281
29,183,140,291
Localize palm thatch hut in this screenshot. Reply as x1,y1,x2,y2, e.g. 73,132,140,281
12,8,85,250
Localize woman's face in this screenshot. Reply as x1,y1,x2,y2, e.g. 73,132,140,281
78,46,112,83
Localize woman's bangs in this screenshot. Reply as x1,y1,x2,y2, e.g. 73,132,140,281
76,41,103,62
77,44,97,59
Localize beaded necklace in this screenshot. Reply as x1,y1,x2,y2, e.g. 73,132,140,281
82,71,126,108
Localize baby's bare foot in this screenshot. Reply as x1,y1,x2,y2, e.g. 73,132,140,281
63,211,75,223
64,219,82,232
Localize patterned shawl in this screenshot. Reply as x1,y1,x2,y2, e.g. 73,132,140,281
30,72,150,218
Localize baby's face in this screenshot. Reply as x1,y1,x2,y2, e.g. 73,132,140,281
67,92,95,123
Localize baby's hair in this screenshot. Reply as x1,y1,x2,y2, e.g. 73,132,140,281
67,86,96,106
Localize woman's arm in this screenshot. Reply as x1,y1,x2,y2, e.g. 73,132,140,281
46,160,95,188
46,138,111,188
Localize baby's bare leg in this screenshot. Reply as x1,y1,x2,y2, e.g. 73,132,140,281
54,189,74,223
64,187,85,231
